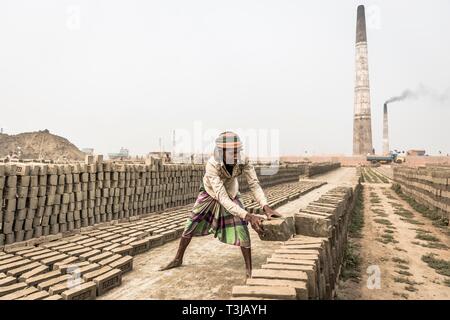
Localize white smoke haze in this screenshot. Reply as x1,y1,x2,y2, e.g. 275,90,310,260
385,84,450,105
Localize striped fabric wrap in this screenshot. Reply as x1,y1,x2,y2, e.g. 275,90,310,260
215,131,243,150
181,182,251,248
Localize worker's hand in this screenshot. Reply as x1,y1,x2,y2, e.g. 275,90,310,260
263,205,282,220
245,213,264,235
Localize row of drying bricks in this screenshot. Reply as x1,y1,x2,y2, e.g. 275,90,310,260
241,181,325,214
0,207,191,300
231,235,332,300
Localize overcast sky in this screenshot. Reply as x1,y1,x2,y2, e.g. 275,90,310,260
1,0,449,157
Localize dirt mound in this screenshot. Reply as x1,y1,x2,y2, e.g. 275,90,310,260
0,129,85,161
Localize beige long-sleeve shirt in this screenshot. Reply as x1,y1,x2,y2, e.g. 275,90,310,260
202,156,268,220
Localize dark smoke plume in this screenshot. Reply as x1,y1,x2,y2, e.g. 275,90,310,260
385,84,450,105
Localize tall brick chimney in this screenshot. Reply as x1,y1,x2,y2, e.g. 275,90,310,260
353,5,373,155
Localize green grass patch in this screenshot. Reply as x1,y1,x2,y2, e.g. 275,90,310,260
392,257,408,264
422,253,450,277
420,242,449,250
405,285,418,292
340,185,364,282
394,277,419,285
444,279,450,287
374,218,392,226
394,208,415,219
396,270,413,276
400,218,425,225
415,233,440,242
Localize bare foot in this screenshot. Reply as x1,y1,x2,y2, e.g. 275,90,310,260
246,270,252,279
159,258,183,271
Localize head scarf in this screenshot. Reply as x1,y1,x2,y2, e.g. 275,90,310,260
213,131,243,164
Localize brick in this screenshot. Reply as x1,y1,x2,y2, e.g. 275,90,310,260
17,290,50,300
66,247,92,257
82,266,112,282
251,269,308,282
93,268,122,296
98,254,122,266
0,276,17,287
25,270,62,286
88,252,113,264
110,245,133,256
129,239,150,255
232,285,297,300
0,259,32,273
79,249,101,261
61,281,97,300
266,257,316,266
0,286,39,300
19,265,49,282
49,278,86,295
108,256,133,275
37,274,73,291
52,256,79,270
56,262,91,274
0,256,23,266
40,253,69,267
246,278,308,300
147,235,164,248
30,251,60,262
259,217,295,241
0,282,28,297
21,249,52,258
7,261,43,277
43,294,63,300
76,263,101,275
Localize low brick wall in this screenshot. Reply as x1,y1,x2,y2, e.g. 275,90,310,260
306,162,341,177
232,183,361,300
393,165,450,223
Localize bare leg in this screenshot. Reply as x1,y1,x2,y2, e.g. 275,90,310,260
159,236,192,271
240,246,252,278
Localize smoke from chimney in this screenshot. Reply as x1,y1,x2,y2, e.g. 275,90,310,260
385,84,450,105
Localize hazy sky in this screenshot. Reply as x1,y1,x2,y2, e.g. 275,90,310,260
1,0,449,156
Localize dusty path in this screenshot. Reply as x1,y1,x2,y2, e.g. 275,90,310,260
337,175,450,300
100,167,357,300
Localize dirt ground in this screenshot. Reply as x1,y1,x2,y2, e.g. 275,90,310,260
337,166,450,300
100,167,357,300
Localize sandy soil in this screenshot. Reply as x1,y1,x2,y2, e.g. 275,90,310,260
337,178,450,300
100,167,357,300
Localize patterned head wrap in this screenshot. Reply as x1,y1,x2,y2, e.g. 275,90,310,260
215,131,243,150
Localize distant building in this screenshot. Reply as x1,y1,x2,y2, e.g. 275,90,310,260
82,148,94,156
407,149,426,156
108,147,130,160
147,151,171,163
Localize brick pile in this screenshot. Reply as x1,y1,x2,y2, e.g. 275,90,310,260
393,165,450,223
1,160,341,246
232,184,361,300
1,178,335,300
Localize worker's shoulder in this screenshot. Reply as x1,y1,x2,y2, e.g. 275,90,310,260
205,156,220,171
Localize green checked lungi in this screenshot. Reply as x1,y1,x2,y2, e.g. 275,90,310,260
181,182,251,248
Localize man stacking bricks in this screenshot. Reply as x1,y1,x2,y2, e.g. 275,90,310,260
160,131,281,278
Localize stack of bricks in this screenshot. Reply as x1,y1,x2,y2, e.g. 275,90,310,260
232,184,361,300
240,180,326,214
239,164,308,191
0,160,204,246
393,165,450,223
1,160,337,246
306,162,341,177
0,204,194,300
